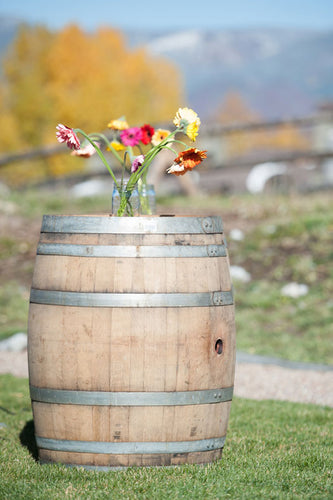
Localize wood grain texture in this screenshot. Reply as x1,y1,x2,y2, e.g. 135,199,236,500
28,215,236,468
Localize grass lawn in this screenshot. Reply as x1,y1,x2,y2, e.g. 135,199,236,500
1,187,332,364
0,374,332,499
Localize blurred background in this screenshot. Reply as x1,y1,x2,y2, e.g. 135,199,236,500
0,0,332,367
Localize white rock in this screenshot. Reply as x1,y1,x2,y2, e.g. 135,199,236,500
280,282,309,298
246,162,288,194
229,228,244,241
0,332,27,352
230,265,251,283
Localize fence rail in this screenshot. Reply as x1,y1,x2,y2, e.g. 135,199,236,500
1,113,332,169
1,113,333,197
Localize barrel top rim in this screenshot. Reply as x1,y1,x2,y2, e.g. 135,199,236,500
41,214,224,234
41,214,221,219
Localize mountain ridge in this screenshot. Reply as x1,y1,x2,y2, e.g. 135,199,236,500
131,27,333,119
0,17,332,120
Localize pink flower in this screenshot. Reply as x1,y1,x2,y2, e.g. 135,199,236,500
120,127,142,147
71,141,99,158
56,124,80,150
131,154,145,173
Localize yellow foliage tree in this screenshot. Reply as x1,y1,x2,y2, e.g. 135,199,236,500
216,91,260,156
216,91,259,125
2,25,56,147
0,24,183,182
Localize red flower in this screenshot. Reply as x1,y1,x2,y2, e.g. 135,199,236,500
56,124,80,150
167,148,207,176
140,124,155,145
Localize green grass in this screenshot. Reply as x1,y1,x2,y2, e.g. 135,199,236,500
0,374,332,499
226,196,333,365
7,188,112,218
234,280,333,363
1,188,332,364
0,282,29,340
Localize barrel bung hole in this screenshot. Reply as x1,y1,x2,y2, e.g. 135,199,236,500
215,339,223,355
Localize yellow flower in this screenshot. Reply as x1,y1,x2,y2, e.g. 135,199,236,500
151,128,171,146
186,122,200,141
107,141,125,151
173,107,201,141
107,118,129,130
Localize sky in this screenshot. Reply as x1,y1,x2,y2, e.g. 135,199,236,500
1,0,333,32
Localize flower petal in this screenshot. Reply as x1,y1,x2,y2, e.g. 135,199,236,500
140,124,155,145
56,124,80,150
71,141,99,157
107,118,129,130
166,163,186,176
167,148,207,175
120,127,142,147
131,154,145,173
151,128,171,146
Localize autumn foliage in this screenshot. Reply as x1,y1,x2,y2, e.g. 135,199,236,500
0,24,183,182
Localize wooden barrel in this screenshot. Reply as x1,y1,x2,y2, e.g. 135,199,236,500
28,215,236,470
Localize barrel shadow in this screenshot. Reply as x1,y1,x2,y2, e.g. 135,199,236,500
20,419,38,461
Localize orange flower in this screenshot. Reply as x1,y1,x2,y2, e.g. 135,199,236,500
167,148,207,176
151,128,171,146
107,118,129,130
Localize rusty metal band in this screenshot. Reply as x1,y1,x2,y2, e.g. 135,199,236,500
30,385,233,406
36,436,226,455
41,215,223,234
29,289,234,307
37,242,227,258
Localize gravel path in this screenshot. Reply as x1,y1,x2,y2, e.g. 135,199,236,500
0,350,332,408
234,362,333,407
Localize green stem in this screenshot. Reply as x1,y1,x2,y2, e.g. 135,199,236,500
163,146,178,155
172,139,192,148
129,129,179,186
82,131,124,165
75,129,119,187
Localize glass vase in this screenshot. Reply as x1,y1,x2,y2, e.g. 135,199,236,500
138,183,156,215
112,180,140,216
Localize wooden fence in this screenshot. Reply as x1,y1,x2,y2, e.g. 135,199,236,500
1,112,333,194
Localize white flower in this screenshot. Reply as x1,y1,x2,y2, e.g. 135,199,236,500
166,163,186,175
173,107,200,127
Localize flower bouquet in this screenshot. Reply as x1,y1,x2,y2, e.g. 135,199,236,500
56,108,207,216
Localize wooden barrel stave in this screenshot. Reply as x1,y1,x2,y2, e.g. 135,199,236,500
28,215,236,469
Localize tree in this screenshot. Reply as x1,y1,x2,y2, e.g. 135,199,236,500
216,91,259,125
0,24,183,183
1,24,55,148
215,91,309,157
